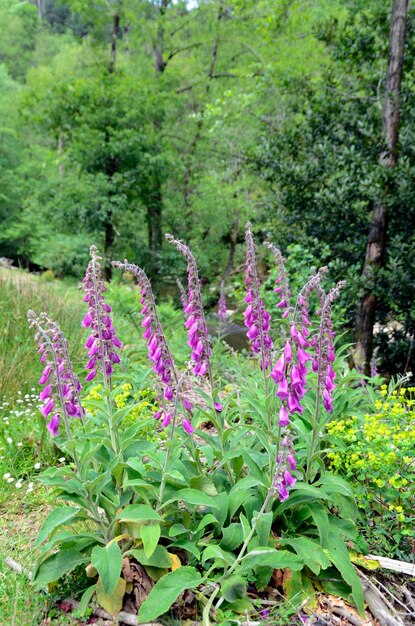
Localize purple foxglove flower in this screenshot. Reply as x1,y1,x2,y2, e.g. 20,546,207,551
244,223,274,370
162,411,171,427
283,341,292,362
40,398,55,418
276,378,289,400
153,410,162,420
283,469,296,488
214,402,223,412
278,404,290,427
39,365,52,385
47,413,61,436
86,369,97,382
166,234,212,381
182,418,194,434
182,398,193,411
39,384,53,402
83,246,121,383
270,363,284,384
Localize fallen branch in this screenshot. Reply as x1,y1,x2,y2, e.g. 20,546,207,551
358,571,405,626
366,555,415,576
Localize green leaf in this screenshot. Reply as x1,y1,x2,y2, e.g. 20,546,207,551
35,506,82,547
240,548,303,573
128,546,172,568
138,567,203,622
77,584,97,616
171,540,200,560
254,511,272,547
33,549,87,586
141,523,160,559
221,523,244,551
189,476,218,496
168,488,222,509
96,576,126,616
279,537,330,575
327,529,364,615
91,543,122,596
305,502,329,547
221,575,247,602
117,504,162,523
202,545,236,567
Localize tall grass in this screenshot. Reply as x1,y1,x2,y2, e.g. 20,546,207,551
0,270,85,399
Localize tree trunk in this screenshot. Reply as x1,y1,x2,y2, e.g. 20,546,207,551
355,0,408,374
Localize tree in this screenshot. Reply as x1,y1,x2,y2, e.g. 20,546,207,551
355,0,409,374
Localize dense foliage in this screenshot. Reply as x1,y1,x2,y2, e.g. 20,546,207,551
0,0,414,371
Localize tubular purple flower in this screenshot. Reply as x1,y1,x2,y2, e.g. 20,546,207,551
166,234,212,382
47,414,61,437
244,223,273,370
28,310,84,436
182,418,194,435
82,246,122,385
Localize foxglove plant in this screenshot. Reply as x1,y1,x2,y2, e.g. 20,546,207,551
166,234,212,384
244,223,273,371
113,259,195,435
82,246,122,384
28,310,84,436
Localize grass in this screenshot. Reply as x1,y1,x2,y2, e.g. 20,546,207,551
0,269,85,399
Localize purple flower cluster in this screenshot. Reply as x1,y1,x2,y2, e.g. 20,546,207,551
113,260,195,435
217,280,227,324
273,435,297,502
264,242,291,319
113,260,177,402
166,234,211,380
244,223,273,370
82,246,122,382
28,310,83,436
312,281,345,412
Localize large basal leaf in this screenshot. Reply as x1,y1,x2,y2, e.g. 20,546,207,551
305,502,329,547
327,529,364,615
117,504,162,523
138,566,203,622
91,543,122,596
33,548,87,586
35,506,83,547
240,548,303,573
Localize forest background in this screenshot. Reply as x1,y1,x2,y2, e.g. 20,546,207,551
0,0,414,376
